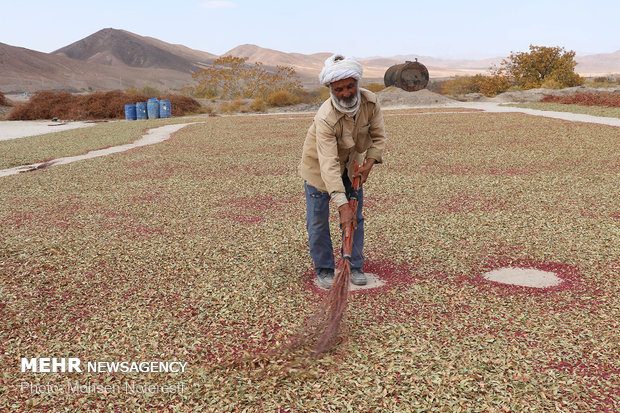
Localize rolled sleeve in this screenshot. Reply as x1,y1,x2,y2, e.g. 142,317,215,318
330,192,348,207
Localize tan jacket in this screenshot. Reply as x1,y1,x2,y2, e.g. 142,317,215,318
298,89,386,205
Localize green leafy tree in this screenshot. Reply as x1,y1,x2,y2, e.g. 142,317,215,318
494,45,584,89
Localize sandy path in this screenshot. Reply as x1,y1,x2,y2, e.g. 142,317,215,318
0,123,192,178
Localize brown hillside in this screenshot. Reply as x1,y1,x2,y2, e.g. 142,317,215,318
52,28,199,73
576,50,620,76
137,32,217,66
224,44,331,73
0,42,193,93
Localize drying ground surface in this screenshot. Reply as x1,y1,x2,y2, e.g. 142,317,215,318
0,117,203,170
505,102,620,119
0,109,618,411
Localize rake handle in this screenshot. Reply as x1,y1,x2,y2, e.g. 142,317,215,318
342,161,362,260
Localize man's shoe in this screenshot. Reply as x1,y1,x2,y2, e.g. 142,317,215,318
317,268,335,289
350,268,367,286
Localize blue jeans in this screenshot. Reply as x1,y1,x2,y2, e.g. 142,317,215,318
304,172,364,274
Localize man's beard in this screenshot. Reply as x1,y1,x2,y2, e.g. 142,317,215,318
330,86,361,116
335,93,358,109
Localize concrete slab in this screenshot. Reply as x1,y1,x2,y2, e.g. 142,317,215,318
483,267,562,288
0,120,97,141
314,272,386,291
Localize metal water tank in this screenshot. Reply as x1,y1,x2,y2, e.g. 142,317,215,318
384,59,429,91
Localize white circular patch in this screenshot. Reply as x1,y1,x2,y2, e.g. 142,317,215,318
483,267,562,288
314,272,386,291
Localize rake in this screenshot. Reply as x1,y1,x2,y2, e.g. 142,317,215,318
281,161,363,358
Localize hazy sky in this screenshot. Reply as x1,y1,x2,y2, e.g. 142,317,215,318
2,0,619,59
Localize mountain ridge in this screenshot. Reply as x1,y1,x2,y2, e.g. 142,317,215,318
1,28,618,94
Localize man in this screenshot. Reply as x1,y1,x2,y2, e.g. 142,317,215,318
299,54,387,289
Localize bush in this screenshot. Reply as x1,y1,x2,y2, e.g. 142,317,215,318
0,92,12,107
291,89,322,104
140,86,161,96
8,90,74,120
305,87,331,103
162,94,201,115
266,90,297,107
364,83,386,93
585,76,620,87
218,99,247,114
249,98,266,112
434,74,511,97
7,90,201,120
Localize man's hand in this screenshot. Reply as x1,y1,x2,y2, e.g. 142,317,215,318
354,158,376,184
338,204,356,237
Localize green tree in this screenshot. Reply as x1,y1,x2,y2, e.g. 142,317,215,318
494,45,584,89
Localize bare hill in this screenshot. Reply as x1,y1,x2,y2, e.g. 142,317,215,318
0,42,193,93
52,28,202,73
225,44,331,74
576,50,620,76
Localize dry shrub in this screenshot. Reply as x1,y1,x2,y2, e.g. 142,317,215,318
7,90,201,120
7,91,74,120
586,76,620,87
292,89,321,104
364,83,386,93
317,87,331,102
540,92,620,107
297,87,330,104
162,94,201,115
433,74,511,97
218,100,246,114
266,90,297,107
249,98,266,112
225,98,246,113
0,92,12,107
233,98,250,113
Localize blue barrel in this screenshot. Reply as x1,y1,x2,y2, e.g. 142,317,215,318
136,102,147,120
124,104,137,120
159,99,171,118
147,98,160,119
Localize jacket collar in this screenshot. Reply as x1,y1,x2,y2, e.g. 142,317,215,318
319,88,376,127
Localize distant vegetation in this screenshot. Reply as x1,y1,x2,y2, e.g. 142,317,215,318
430,74,511,97
0,92,12,107
584,76,620,87
7,90,200,121
431,45,586,97
363,83,386,93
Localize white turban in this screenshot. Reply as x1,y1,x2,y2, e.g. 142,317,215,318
318,54,363,86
